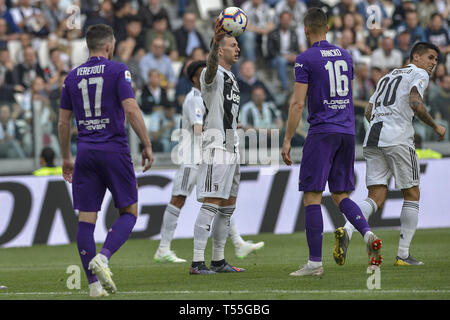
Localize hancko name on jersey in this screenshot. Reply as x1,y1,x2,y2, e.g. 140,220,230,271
320,49,342,57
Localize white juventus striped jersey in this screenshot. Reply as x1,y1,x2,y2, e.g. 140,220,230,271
199,65,240,152
363,64,429,148
181,87,205,132
178,87,205,167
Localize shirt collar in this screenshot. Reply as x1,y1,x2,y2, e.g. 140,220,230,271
312,40,329,47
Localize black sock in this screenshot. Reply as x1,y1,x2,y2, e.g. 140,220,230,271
211,259,226,267
191,261,205,267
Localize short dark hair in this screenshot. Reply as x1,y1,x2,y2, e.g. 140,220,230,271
126,15,141,24
40,147,55,166
86,24,114,52
304,7,328,34
430,12,443,21
409,42,440,61
153,12,168,23
187,60,206,82
405,9,418,17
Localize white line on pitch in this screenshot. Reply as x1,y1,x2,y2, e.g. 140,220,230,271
1,289,450,296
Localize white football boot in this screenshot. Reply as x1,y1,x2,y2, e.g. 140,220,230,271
289,264,324,277
89,281,109,298
154,248,187,263
235,241,265,259
88,254,117,294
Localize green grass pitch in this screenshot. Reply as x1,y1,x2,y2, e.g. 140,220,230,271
0,228,449,300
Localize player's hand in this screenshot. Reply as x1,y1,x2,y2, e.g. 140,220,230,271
62,158,74,183
434,125,446,141
213,17,227,44
142,146,154,172
281,139,292,166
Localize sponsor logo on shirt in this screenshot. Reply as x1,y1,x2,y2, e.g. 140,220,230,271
295,63,303,68
323,98,349,110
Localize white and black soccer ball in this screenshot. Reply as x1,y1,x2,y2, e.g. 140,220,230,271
218,7,248,37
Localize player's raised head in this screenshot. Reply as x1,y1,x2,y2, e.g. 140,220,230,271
86,24,115,59
409,42,439,75
304,7,328,36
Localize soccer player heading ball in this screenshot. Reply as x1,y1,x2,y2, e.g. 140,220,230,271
58,24,154,297
282,8,383,276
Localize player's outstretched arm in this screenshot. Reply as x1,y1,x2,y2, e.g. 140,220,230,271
58,108,74,183
409,87,446,141
122,98,154,171
205,18,227,85
282,82,307,165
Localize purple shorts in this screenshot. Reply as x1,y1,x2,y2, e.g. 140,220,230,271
72,148,137,212
299,133,355,193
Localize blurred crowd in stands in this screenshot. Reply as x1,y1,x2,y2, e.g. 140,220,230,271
0,0,449,159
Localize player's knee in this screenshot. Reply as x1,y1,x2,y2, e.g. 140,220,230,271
170,196,186,209
303,192,322,206
375,198,385,209
79,212,97,224
402,187,420,201
331,192,349,207
119,202,138,217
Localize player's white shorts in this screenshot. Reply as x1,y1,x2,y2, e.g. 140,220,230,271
196,148,240,201
363,145,420,190
172,164,198,197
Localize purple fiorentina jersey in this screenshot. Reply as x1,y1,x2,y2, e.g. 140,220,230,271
60,56,135,152
295,40,355,135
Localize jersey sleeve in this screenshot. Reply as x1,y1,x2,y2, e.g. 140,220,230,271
187,96,205,126
117,64,135,101
294,54,309,84
59,78,73,110
409,69,429,99
200,67,219,93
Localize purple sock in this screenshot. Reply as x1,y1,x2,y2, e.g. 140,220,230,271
305,204,323,262
77,222,98,284
100,213,136,260
339,198,371,236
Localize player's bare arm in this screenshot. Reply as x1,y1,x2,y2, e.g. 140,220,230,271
193,123,203,135
409,87,446,141
58,108,74,183
282,82,307,165
122,98,154,171
365,103,373,122
205,18,227,85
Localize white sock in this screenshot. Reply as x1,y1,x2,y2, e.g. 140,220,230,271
211,205,234,261
193,203,218,262
158,204,181,251
363,230,375,245
344,198,377,240
307,260,322,268
228,216,245,247
397,201,419,259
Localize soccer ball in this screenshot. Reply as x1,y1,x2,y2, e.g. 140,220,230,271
218,7,248,37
